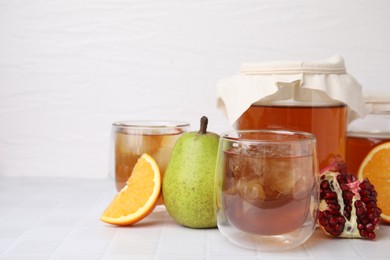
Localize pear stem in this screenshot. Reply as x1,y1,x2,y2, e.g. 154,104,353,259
198,116,208,135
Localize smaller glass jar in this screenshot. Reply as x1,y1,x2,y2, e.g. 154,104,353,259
346,99,390,176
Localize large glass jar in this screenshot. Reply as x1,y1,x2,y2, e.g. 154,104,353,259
217,55,366,171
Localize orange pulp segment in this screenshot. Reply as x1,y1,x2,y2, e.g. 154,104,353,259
357,142,390,223
100,153,161,225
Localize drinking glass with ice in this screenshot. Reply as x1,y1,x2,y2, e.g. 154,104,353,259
215,130,319,251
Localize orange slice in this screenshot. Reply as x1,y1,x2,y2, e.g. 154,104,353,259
100,153,161,225
357,142,390,223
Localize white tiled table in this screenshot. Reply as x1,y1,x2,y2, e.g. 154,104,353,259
0,177,389,260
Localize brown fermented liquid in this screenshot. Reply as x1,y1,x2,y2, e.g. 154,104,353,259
223,149,314,235
346,135,390,176
115,131,182,204
236,104,347,170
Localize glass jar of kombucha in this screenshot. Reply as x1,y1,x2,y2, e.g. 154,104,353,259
217,55,366,171
346,99,390,176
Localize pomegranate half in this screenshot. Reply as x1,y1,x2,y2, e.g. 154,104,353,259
318,157,382,239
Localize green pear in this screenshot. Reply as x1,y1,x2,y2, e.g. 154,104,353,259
163,116,219,228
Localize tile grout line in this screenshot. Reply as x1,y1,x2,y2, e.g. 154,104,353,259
152,209,169,260
48,187,112,260
347,239,366,260
101,226,120,260
206,227,212,260
0,188,64,256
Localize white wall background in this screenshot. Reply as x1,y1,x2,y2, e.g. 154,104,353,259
1,0,389,179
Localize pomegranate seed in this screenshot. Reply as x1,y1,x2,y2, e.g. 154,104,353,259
362,196,372,203
343,191,354,201
356,207,366,216
367,232,376,240
334,224,343,233
355,200,363,207
366,223,375,232
327,209,338,216
326,199,337,205
329,217,338,225
337,216,346,224
329,204,341,210
359,182,369,190
325,192,337,199
366,201,375,209
323,210,332,218
321,181,330,189
319,218,328,226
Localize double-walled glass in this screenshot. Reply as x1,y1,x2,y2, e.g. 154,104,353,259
215,130,319,251
110,121,189,203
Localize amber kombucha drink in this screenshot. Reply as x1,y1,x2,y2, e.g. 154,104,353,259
112,121,189,204
115,133,182,189
222,149,315,235
236,104,347,170
346,134,390,176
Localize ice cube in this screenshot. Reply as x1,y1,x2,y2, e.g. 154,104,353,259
159,132,181,148
267,159,294,195
151,147,173,173
139,134,161,155
236,175,265,203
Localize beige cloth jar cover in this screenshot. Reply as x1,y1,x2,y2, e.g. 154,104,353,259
364,98,390,114
217,55,366,126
